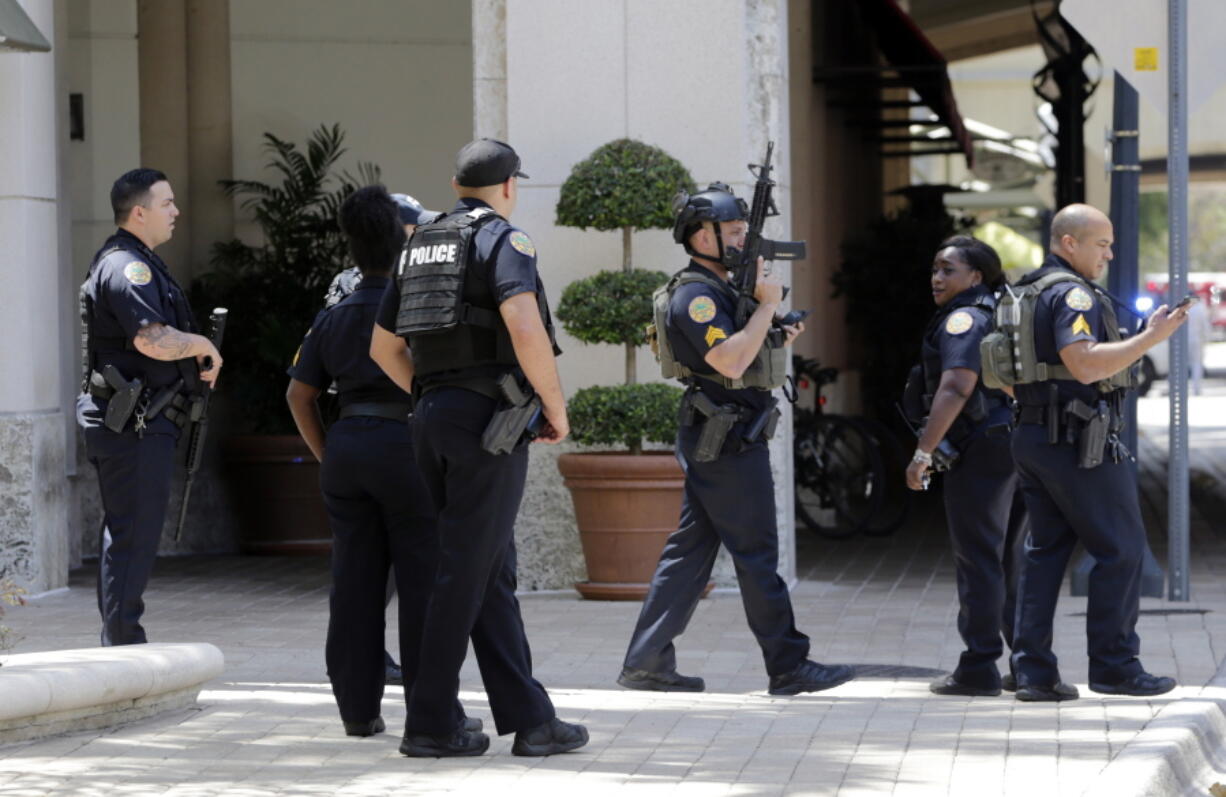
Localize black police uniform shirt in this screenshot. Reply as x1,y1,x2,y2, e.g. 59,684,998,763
290,275,412,406
1014,254,1105,409
666,261,771,412
77,228,195,432
923,283,1011,429
375,198,547,376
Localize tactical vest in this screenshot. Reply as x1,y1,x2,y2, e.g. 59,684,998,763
395,208,552,378
647,269,787,390
979,271,1134,393
919,292,995,427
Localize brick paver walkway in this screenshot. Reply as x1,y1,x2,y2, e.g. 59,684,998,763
2,412,1225,795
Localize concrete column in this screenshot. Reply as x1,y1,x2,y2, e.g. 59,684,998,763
472,0,506,140
185,0,232,276
136,0,190,282
0,0,70,592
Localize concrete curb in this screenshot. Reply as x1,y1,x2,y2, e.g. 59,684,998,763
1084,663,1226,797
0,643,224,745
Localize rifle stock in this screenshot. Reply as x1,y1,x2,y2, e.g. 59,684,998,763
175,307,228,541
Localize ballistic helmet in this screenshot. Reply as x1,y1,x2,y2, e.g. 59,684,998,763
671,182,748,244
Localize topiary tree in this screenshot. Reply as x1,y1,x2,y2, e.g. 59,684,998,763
555,138,695,384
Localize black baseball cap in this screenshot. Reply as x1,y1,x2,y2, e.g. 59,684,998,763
390,193,440,226
454,138,529,187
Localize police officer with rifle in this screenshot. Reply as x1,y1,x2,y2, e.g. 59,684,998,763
983,204,1188,700
618,144,854,697
77,169,222,646
371,139,587,757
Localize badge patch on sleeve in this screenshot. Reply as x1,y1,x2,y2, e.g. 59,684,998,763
688,296,716,323
1072,314,1092,336
508,231,536,257
944,311,974,335
123,261,153,286
704,326,728,347
1065,287,1094,311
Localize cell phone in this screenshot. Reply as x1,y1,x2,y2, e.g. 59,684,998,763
1172,293,1199,311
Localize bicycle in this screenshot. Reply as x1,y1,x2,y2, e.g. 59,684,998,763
791,356,910,539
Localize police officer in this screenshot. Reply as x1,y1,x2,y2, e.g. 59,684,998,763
903,236,1028,697
618,183,854,696
1010,204,1187,700
370,139,587,757
77,169,222,646
287,186,482,739
319,191,440,688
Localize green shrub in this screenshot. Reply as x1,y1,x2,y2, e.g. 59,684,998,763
568,383,684,454
556,269,670,347
555,139,694,232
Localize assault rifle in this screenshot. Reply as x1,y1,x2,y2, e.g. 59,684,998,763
175,307,228,541
730,141,808,326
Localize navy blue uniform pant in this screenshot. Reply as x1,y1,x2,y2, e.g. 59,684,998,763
1010,423,1145,686
85,426,176,646
406,388,554,737
941,429,1028,688
624,422,810,678
321,417,437,724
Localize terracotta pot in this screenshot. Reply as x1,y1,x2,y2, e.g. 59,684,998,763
559,451,708,600
222,435,331,554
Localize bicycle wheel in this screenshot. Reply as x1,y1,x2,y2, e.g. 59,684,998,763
853,417,911,537
794,416,885,539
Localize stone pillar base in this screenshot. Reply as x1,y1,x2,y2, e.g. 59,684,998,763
0,411,68,593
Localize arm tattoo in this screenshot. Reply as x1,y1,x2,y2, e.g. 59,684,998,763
136,323,194,360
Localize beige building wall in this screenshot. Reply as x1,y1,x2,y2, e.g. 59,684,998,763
228,0,473,242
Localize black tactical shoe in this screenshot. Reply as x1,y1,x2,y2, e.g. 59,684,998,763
617,667,705,692
1015,681,1080,702
1001,673,1017,692
929,675,1001,697
462,716,483,732
511,717,589,756
1089,672,1176,697
768,660,854,695
343,716,385,737
400,728,490,758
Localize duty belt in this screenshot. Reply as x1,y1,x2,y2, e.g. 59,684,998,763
338,402,413,422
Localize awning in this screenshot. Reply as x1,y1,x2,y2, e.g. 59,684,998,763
814,0,973,167
0,0,51,53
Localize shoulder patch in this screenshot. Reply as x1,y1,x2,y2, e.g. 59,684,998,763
704,326,728,347
1066,286,1094,311
1072,314,1092,336
945,311,974,335
123,261,153,286
688,295,716,323
508,230,536,257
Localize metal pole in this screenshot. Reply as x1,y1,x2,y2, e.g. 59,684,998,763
1167,0,1191,602
1107,73,1141,467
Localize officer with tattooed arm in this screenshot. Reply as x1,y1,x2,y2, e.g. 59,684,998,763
997,204,1187,701
77,169,222,646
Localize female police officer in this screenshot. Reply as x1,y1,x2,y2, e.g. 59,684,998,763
286,186,477,739
904,235,1027,697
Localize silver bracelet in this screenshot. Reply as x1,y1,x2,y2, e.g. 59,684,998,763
912,448,933,466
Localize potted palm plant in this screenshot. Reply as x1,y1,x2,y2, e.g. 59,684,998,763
553,138,694,600
192,124,378,553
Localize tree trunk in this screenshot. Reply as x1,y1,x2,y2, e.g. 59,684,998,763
626,343,636,385
623,225,635,384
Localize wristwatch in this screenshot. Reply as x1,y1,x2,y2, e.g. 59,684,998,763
912,448,933,466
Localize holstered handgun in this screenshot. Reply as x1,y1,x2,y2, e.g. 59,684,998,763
742,401,781,444
100,364,143,434
1065,398,1108,469
480,372,544,455
689,391,736,463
